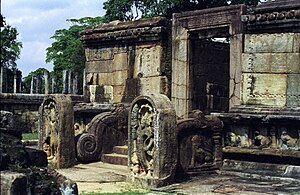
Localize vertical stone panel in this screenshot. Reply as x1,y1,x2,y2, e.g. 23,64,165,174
38,95,75,168
128,94,177,187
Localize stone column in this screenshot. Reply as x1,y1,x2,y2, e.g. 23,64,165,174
83,69,86,96
68,70,72,94
51,77,57,94
62,70,68,94
13,73,17,93
30,76,36,94
18,72,22,93
44,70,49,94
36,75,42,94
72,72,78,95
0,66,3,93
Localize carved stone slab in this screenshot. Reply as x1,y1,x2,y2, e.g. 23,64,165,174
128,94,177,187
38,95,75,168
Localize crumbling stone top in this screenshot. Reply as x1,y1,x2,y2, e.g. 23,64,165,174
241,0,300,32
81,17,170,46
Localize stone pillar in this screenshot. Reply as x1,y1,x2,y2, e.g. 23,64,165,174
0,66,3,93
38,94,75,168
18,73,22,93
51,77,57,94
72,72,78,95
83,69,86,96
44,70,50,94
128,94,177,187
13,73,17,93
30,77,36,94
68,70,72,94
62,70,68,94
36,75,42,94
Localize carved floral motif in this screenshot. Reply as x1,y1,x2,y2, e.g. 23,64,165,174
130,103,154,178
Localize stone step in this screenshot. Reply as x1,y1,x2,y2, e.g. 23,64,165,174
102,153,128,166
222,159,300,179
112,145,128,155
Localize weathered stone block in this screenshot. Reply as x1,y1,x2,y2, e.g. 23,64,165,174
287,74,300,107
140,76,168,96
88,85,102,103
38,95,75,169
1,171,27,195
98,85,113,103
244,33,296,53
113,70,128,86
133,46,163,78
86,61,112,73
112,53,128,71
242,53,300,73
112,85,126,103
85,48,113,61
98,73,113,85
128,94,177,187
242,73,287,106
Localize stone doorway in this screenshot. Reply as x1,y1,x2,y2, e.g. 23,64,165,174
190,36,230,114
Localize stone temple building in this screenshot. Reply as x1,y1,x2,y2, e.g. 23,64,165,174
36,0,300,189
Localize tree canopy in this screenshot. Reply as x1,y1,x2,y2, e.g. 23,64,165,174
45,16,105,92
0,17,23,69
103,0,260,21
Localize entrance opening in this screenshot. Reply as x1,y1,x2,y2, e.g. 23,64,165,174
190,32,230,114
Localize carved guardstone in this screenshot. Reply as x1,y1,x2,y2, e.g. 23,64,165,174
177,110,223,175
38,95,75,168
128,94,177,187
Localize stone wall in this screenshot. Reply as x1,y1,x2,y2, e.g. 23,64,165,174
81,17,171,104
241,33,300,107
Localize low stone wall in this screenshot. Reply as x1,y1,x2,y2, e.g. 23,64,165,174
0,93,84,133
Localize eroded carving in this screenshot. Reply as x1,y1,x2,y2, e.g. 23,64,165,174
253,131,272,148
280,130,299,150
226,132,241,147
190,135,214,167
128,94,177,187
76,106,128,162
130,103,154,178
42,100,58,164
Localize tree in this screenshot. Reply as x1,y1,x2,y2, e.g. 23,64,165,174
103,0,260,21
0,17,23,69
46,16,105,92
22,68,48,93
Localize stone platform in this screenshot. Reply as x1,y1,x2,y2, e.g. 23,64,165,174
57,161,300,194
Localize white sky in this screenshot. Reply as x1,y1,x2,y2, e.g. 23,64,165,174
2,0,106,76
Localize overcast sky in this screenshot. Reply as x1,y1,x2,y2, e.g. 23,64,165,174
2,0,105,77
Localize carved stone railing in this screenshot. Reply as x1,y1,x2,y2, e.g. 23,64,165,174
75,105,129,162
177,110,223,176
128,94,177,187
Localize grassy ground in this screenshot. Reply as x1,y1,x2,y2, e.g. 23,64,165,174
22,132,38,140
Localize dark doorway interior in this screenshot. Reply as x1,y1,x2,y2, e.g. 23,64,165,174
191,37,230,114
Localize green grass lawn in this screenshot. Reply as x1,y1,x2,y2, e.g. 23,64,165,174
22,132,38,140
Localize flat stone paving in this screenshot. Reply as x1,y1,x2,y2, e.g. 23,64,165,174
58,162,300,194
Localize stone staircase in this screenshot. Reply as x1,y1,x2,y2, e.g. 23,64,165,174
101,145,128,166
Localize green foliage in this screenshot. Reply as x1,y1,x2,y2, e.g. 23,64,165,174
103,0,260,21
0,17,23,69
46,16,105,92
22,68,48,93
22,132,39,140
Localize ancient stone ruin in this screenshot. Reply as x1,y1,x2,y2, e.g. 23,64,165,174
38,94,76,168
128,94,177,187
0,110,78,194
14,0,300,192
